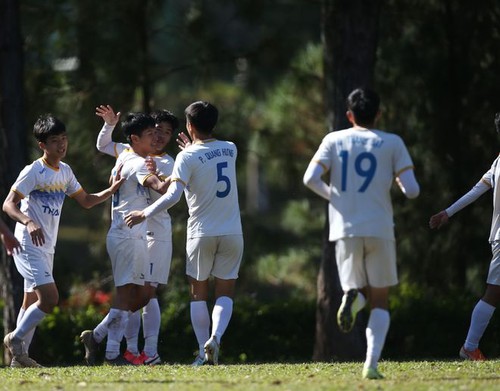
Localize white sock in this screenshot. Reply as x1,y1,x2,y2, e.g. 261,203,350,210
93,313,110,343
464,300,495,351
105,308,128,360
143,298,161,357
13,305,46,341
364,308,390,370
17,307,32,354
211,296,233,344
124,310,141,355
190,301,210,358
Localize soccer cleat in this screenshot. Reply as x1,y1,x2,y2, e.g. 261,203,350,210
459,346,486,361
79,330,99,366
123,350,140,365
4,332,23,357
10,354,43,368
192,355,206,366
104,355,133,366
337,289,360,333
362,367,384,380
142,352,161,366
204,336,220,365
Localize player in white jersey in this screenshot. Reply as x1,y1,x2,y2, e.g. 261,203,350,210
87,105,178,365
125,101,243,366
429,113,500,362
2,114,123,368
303,88,420,380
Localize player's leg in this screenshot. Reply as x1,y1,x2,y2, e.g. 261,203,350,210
205,234,244,365
362,238,398,379
335,238,367,333
18,289,38,355
189,277,210,365
460,244,499,361
123,309,141,362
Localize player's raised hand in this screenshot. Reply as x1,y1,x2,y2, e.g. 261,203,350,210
124,210,146,228
429,210,449,229
176,132,192,151
96,105,121,126
109,163,125,192
145,156,157,174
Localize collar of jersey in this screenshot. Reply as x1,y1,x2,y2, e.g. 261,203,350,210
41,157,60,171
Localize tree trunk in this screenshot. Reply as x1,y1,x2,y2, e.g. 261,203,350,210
0,0,27,364
314,0,381,361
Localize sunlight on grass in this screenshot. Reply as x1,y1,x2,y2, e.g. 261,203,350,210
0,361,498,391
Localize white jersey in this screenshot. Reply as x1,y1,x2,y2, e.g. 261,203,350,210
11,158,82,253
312,127,414,241
480,155,500,242
108,150,152,239
147,152,174,241
172,139,242,238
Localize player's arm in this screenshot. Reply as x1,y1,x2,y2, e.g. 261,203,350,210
2,191,45,246
95,104,125,157
0,218,21,255
72,174,124,209
303,160,330,201
143,173,172,195
429,179,490,229
125,180,184,227
395,168,420,199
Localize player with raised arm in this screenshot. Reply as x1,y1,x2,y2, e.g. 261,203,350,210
88,105,178,365
125,101,243,366
79,112,169,365
2,114,123,368
429,112,500,361
303,88,420,380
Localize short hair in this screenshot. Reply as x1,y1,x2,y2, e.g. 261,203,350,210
33,114,66,143
121,113,156,143
347,88,380,126
184,101,218,135
151,109,179,132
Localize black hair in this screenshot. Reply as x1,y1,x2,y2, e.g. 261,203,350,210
121,113,156,143
184,101,218,135
33,114,66,143
347,88,380,127
151,109,179,132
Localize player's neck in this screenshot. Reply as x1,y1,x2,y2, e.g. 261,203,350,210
42,154,61,169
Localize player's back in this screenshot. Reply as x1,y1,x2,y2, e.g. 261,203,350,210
173,139,242,237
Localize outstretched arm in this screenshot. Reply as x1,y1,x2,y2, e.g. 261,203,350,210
125,180,184,227
72,173,124,209
429,180,490,229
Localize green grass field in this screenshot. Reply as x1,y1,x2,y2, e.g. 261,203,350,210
0,361,498,391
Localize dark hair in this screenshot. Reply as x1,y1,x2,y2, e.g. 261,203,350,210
184,101,218,135
347,88,380,127
33,114,66,143
121,113,155,143
151,109,179,131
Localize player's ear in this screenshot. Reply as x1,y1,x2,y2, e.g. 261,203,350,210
346,110,355,125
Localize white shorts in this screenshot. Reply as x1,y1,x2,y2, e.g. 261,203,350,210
13,245,54,291
146,237,172,286
487,241,500,285
335,237,398,290
186,234,244,281
106,235,147,287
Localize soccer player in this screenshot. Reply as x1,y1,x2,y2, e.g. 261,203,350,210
89,105,178,365
80,111,173,366
429,112,500,361
124,101,244,366
2,114,123,368
303,88,420,380
0,218,21,256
